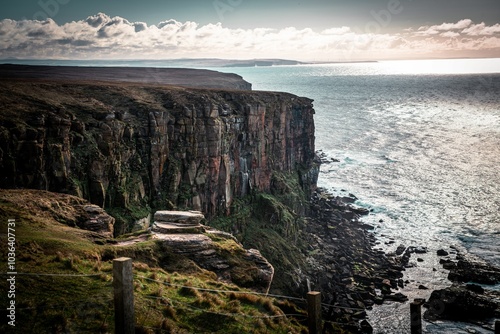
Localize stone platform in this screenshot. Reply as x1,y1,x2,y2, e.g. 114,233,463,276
152,210,205,234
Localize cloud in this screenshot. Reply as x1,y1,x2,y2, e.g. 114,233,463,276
462,23,500,36
0,15,498,61
416,19,473,36
322,26,351,35
85,12,110,28
441,31,460,38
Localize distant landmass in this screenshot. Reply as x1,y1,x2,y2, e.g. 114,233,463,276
0,58,307,68
0,58,377,68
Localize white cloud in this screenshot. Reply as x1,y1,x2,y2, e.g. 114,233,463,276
0,15,498,61
441,31,460,38
435,19,473,31
416,19,473,36
322,26,351,35
462,23,500,36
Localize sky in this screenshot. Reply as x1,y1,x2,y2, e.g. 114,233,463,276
1,0,500,61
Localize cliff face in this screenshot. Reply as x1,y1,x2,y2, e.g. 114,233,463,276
0,79,317,233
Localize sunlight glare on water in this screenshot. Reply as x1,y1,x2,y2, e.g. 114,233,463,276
310,58,500,76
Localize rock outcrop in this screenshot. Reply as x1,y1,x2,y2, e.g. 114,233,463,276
152,229,274,293
148,209,274,293
424,285,500,322
423,249,500,329
153,210,205,233
0,77,317,233
0,189,114,238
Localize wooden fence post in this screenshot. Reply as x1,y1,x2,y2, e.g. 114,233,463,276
307,291,322,334
113,257,135,334
410,298,424,334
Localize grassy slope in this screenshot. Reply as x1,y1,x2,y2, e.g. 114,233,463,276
0,190,307,333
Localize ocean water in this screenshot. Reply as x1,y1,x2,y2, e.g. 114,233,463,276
210,59,500,333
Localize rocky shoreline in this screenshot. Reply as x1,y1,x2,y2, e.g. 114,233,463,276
302,188,409,333
310,153,500,333
305,188,500,333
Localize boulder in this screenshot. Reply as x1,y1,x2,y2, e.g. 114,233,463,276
154,210,205,226
424,285,500,321
437,249,449,256
80,204,115,237
447,257,500,285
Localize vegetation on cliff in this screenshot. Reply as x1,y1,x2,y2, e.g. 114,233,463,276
210,170,312,295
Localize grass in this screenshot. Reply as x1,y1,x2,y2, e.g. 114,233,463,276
0,189,308,333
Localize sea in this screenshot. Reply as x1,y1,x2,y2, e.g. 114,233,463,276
6,57,500,333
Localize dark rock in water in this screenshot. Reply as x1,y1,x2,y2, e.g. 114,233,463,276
437,249,449,256
424,285,500,322
418,285,429,290
466,284,485,294
340,196,356,204
351,206,370,215
417,258,424,262
413,246,428,254
440,258,457,270
384,292,408,302
447,258,500,285
395,244,406,256
359,319,373,333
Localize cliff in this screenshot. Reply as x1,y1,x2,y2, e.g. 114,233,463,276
0,77,317,234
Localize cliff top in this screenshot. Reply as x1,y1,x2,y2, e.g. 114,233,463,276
0,77,312,123
0,64,252,90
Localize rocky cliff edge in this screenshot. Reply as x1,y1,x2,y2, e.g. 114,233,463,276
0,78,317,233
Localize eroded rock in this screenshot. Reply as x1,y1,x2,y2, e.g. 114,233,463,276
154,233,274,293
80,204,115,237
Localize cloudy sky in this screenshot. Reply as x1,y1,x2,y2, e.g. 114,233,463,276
1,0,500,61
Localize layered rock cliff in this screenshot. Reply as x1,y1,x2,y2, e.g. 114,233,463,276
0,78,317,233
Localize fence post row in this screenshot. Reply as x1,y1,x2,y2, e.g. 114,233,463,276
109,259,457,334
113,257,135,334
